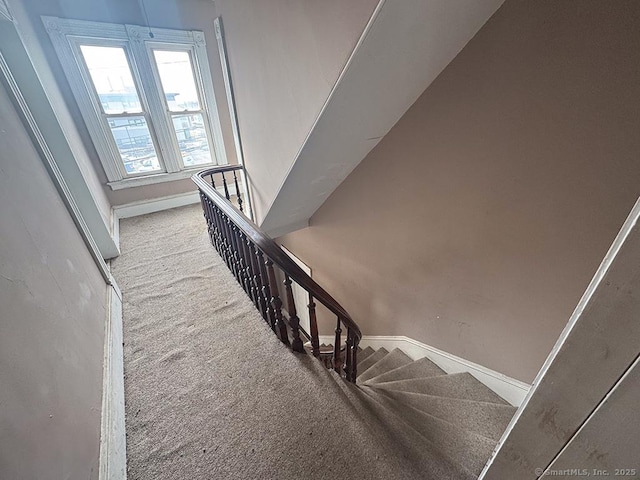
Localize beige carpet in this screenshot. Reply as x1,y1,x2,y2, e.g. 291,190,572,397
111,204,465,480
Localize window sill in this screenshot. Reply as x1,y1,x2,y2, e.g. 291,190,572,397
107,167,215,190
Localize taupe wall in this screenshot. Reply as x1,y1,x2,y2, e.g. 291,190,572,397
15,0,238,206
280,0,640,383
0,81,107,477
215,0,379,222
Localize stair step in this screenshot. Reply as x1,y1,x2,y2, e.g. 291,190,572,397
357,348,413,383
335,379,473,479
371,372,509,405
380,390,516,441
357,347,389,373
361,386,496,478
363,356,446,385
357,346,376,365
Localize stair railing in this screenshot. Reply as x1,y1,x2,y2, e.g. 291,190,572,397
193,166,362,382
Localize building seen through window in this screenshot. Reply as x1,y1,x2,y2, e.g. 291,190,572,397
45,20,226,185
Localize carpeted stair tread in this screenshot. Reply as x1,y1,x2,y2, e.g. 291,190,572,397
372,372,510,405
357,346,376,365
361,386,496,478
357,347,389,372
379,390,516,441
357,348,413,383
363,356,447,385
346,383,474,480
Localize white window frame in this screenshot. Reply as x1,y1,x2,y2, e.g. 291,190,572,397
43,16,227,190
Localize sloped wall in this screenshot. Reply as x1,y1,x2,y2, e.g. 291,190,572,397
0,79,107,478
279,0,640,383
215,0,380,221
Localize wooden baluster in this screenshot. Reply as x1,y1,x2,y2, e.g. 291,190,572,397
252,246,268,321
249,244,267,320
246,239,260,308
203,196,214,246
235,228,248,292
231,224,242,282
216,211,229,267
350,335,359,383
238,231,252,296
233,169,243,212
211,202,221,252
217,207,231,268
308,294,320,357
257,249,275,329
345,328,355,382
333,317,342,374
283,274,304,353
199,192,212,244
222,172,231,200
231,224,244,287
208,198,220,253
209,200,222,254
214,205,225,255
233,226,244,288
266,258,290,346
224,217,238,279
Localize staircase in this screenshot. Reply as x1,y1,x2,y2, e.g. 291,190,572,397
318,345,516,479
194,167,516,479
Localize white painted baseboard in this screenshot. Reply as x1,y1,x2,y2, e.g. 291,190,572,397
99,282,126,480
111,191,202,252
112,190,202,220
319,334,530,406
111,187,241,251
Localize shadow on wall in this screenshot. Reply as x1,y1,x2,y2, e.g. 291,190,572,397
278,0,640,384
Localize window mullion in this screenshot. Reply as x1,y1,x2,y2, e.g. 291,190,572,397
125,26,180,173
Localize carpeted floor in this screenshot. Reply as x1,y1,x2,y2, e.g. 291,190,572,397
111,204,468,480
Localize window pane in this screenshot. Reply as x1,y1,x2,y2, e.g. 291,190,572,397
154,50,201,112
171,114,212,166
80,45,142,114
108,116,161,174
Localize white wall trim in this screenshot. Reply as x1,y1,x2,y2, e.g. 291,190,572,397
111,191,200,251
319,334,530,406
112,190,201,220
111,186,239,250
107,168,210,191
111,209,120,258
99,282,126,480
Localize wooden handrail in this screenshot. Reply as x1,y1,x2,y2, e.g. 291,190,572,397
193,166,361,381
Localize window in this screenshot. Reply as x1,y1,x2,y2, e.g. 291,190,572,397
43,17,227,189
